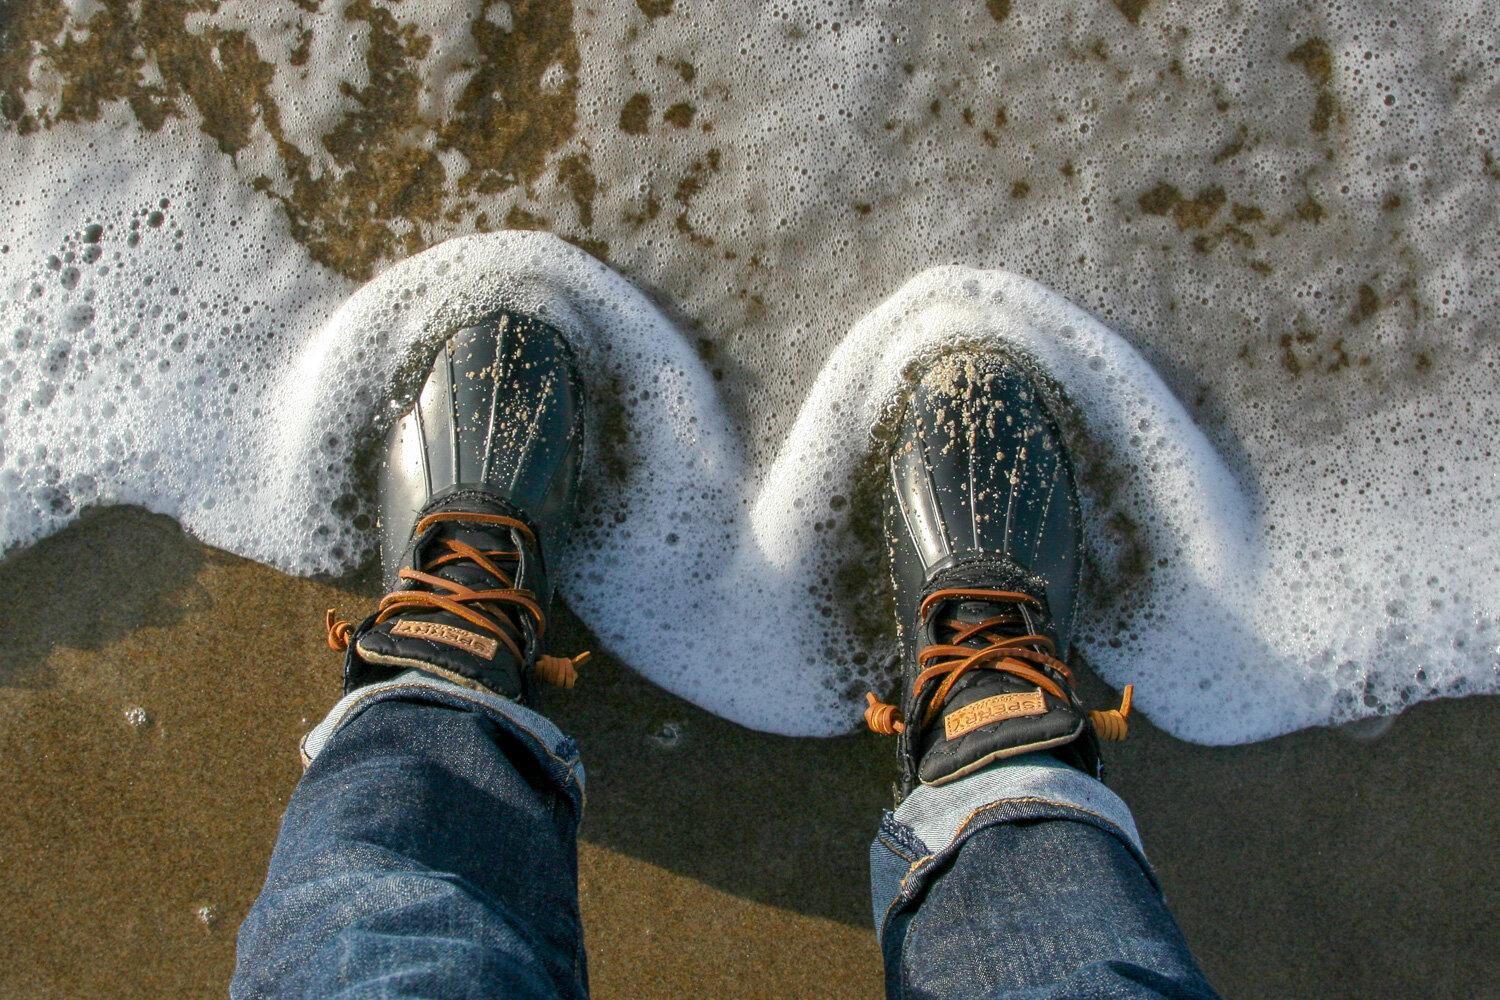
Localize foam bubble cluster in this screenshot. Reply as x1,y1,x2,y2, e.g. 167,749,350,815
3,0,1499,742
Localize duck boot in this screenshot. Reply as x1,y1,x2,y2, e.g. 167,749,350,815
863,352,1131,801
326,310,587,704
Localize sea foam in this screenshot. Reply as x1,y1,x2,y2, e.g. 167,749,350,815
7,217,1495,742
3,0,1500,742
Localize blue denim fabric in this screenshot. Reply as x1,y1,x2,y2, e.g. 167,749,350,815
871,755,1221,999
236,678,1217,1000
232,672,587,1000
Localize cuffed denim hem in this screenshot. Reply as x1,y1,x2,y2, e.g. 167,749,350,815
870,754,1145,941
299,670,586,809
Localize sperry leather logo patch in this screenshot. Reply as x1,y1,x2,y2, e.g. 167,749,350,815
391,620,498,660
944,689,1047,741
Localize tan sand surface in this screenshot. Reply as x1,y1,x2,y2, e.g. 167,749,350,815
2,505,1497,998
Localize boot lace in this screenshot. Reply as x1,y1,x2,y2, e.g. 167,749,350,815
864,588,1131,740
325,511,587,688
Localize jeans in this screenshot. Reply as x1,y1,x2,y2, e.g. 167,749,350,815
233,673,1220,999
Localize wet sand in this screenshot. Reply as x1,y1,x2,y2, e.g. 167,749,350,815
1,505,1497,998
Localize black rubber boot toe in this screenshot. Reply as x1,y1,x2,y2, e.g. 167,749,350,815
378,311,585,585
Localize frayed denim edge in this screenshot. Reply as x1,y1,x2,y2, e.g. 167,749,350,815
299,670,585,808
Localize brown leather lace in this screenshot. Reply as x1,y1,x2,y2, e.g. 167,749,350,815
864,588,1131,740
326,511,588,689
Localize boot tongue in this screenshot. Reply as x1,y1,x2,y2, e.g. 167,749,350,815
946,596,1031,646
354,519,532,699
914,591,1090,785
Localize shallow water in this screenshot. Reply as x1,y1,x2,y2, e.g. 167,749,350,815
2,0,1498,742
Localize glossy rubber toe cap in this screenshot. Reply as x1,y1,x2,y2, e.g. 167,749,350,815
887,352,1081,650
379,311,585,586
